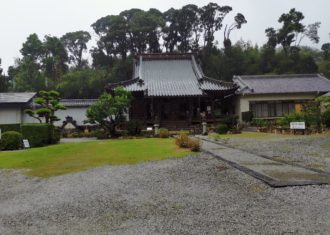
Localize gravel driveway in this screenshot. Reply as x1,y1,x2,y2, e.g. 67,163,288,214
0,154,329,234
218,134,330,173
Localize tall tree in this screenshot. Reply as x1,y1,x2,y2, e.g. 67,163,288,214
200,3,232,49
12,57,46,91
162,8,180,52
321,42,330,60
20,33,43,61
42,35,68,84
121,8,164,54
0,58,7,92
176,4,200,52
92,15,130,60
223,13,247,49
61,31,91,68
266,8,320,55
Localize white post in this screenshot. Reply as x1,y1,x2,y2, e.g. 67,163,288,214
202,122,207,135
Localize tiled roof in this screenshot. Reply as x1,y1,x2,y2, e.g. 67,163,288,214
60,99,97,107
0,92,36,104
233,74,330,95
107,54,236,97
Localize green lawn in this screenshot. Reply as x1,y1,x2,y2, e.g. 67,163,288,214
0,138,190,177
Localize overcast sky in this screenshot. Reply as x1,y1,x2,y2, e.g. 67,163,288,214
0,0,328,72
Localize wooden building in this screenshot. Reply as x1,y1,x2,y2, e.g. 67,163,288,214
107,53,237,130
233,74,330,122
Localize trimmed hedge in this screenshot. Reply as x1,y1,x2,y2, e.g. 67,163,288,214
21,124,60,147
0,131,23,150
322,109,330,127
126,120,143,136
0,124,21,133
215,124,229,134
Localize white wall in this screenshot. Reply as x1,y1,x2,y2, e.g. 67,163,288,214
236,93,318,122
54,107,89,127
0,106,22,124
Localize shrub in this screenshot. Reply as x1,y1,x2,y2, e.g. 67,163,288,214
175,133,201,152
251,118,269,127
187,138,201,152
215,124,229,134
0,131,23,150
159,128,169,138
223,115,239,130
242,111,253,123
0,124,21,133
94,129,108,139
175,132,189,148
277,112,305,127
126,120,143,136
50,126,61,144
322,109,330,127
21,124,53,147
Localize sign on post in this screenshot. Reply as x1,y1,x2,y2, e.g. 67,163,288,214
23,139,30,149
290,122,306,130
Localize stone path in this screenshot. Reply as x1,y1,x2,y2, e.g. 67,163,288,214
199,137,330,187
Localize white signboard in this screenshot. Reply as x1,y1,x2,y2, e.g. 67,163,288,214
23,139,30,148
290,122,305,130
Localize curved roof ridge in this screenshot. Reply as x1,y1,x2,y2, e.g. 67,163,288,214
239,73,321,79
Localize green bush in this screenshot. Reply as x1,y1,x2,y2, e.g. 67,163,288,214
21,124,53,147
0,131,23,150
242,111,253,123
322,109,330,127
94,129,108,139
215,124,229,134
126,120,143,136
277,112,305,127
251,118,269,127
302,101,321,128
223,115,239,130
0,124,21,133
159,128,169,138
50,126,61,144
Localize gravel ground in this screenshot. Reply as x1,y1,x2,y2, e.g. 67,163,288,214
0,154,329,234
218,134,330,173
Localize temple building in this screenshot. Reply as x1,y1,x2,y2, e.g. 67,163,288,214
107,53,237,131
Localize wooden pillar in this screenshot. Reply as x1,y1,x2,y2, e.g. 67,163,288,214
157,99,161,124
189,98,193,124
151,97,154,121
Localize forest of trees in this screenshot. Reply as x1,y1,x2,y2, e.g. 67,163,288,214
0,3,330,98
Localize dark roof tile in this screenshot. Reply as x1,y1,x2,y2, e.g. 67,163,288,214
233,74,330,94
0,92,36,104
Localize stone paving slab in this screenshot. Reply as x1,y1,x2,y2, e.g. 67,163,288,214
199,137,330,187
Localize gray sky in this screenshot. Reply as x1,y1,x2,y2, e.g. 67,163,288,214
0,0,329,72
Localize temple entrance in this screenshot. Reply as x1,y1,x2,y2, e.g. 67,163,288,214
129,94,236,131
160,100,189,121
